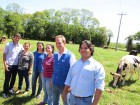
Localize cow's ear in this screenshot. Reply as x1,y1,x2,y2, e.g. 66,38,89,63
110,72,114,75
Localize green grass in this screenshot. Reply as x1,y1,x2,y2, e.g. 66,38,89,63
0,39,140,105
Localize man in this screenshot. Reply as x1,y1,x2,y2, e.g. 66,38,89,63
2,33,23,98
62,40,105,105
52,35,76,105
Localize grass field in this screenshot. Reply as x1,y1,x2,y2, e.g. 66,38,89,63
0,39,140,105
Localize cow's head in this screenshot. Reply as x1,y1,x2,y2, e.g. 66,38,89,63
110,72,121,87
111,62,128,87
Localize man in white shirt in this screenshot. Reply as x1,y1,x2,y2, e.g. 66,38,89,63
2,33,23,98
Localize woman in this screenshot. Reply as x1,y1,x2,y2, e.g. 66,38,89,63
31,42,47,98
16,42,33,95
39,44,54,105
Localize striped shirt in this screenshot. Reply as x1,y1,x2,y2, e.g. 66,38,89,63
42,55,54,78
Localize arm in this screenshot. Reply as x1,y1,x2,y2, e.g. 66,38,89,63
3,53,9,71
28,53,34,75
28,64,33,75
92,89,102,105
62,65,73,103
70,53,76,67
62,85,70,103
93,64,105,105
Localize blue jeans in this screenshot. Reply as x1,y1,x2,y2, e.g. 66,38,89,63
3,65,18,94
42,77,52,105
31,71,42,95
18,69,30,91
52,84,68,105
69,93,93,105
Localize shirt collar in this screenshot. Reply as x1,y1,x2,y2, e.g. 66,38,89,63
12,41,19,46
58,49,68,55
80,56,93,62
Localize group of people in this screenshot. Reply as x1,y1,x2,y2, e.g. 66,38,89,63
2,33,106,105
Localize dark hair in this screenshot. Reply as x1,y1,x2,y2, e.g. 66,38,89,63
13,33,21,37
79,40,94,56
46,44,55,53
37,42,44,52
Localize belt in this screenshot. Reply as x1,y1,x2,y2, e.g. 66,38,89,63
74,95,93,99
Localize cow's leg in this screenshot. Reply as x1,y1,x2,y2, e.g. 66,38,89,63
129,73,133,80
121,77,125,85
122,80,125,85
113,79,118,87
113,74,120,87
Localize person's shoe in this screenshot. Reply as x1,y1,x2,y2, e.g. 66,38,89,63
36,94,41,99
38,102,43,105
23,91,28,95
16,90,21,94
38,101,47,105
2,93,8,99
9,89,15,94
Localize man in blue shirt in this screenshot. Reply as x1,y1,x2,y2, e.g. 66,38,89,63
62,40,105,105
52,35,76,105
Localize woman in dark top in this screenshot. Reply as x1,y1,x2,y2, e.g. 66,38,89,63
16,42,33,95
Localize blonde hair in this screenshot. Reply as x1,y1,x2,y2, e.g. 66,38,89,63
55,35,66,44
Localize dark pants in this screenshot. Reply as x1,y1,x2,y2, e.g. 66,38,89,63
18,69,30,91
3,65,18,94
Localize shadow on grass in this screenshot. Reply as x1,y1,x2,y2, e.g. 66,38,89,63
108,78,137,88
108,79,117,89
1,92,35,105
125,79,137,86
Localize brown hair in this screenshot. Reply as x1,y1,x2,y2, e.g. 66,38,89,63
24,42,31,47
46,44,55,53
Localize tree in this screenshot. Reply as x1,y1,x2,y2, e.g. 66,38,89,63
133,31,140,40
80,9,93,27
30,11,48,40
6,3,24,14
107,29,113,47
21,14,31,38
92,27,107,47
4,13,23,38
0,7,5,36
125,35,133,51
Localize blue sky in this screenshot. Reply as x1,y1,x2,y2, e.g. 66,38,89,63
0,0,140,43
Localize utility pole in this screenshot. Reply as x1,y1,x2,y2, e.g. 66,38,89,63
115,12,126,51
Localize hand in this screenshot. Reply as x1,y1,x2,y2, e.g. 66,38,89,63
5,64,9,71
61,92,67,103
28,71,32,75
50,79,52,86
